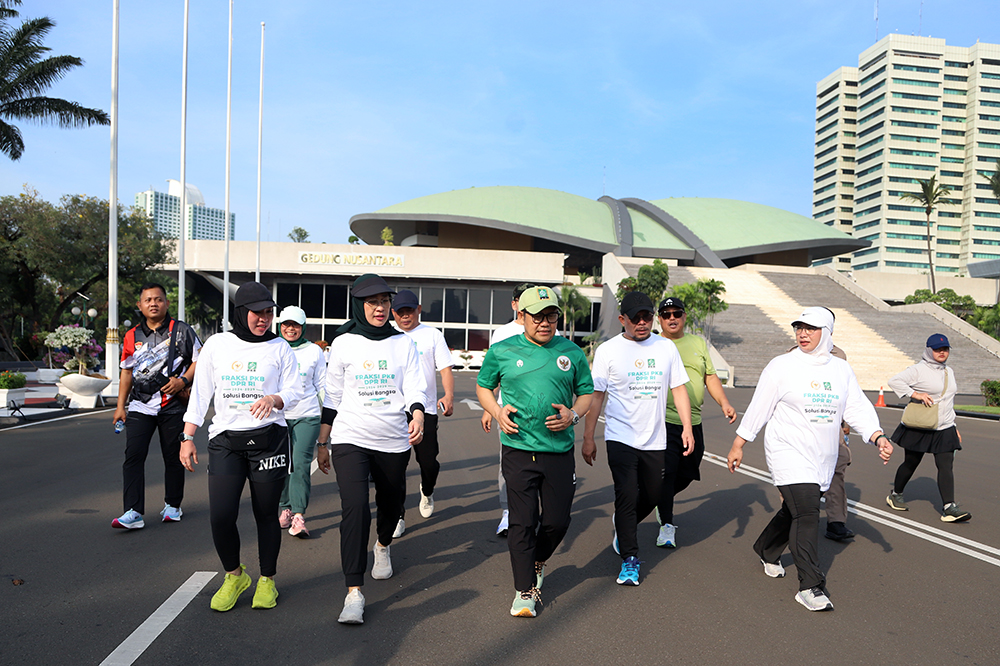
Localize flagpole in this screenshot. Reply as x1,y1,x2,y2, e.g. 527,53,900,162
106,0,120,395
178,0,190,319
222,0,234,329
255,21,265,282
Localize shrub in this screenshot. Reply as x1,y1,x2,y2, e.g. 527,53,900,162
981,380,1000,407
0,371,27,390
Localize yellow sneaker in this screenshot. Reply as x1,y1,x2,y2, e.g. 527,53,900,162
251,576,278,609
211,565,251,612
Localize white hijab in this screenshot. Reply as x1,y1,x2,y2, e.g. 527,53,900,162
792,306,835,366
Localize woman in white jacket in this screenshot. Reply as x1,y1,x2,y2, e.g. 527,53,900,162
886,333,970,522
315,274,426,625
180,281,302,612
727,307,893,612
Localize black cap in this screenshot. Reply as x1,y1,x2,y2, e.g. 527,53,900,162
512,283,532,301
234,281,276,311
392,289,420,310
351,274,395,298
658,297,686,313
621,291,655,319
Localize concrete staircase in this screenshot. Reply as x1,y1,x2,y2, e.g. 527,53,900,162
666,266,999,390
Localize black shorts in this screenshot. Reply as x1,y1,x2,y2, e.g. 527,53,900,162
208,423,290,483
665,422,705,481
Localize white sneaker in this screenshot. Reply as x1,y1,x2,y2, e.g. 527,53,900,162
338,589,365,624
795,586,834,611
160,504,183,523
418,483,434,518
761,558,785,578
656,523,676,548
392,518,405,538
496,510,509,536
372,542,393,580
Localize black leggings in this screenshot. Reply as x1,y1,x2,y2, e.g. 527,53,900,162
893,449,955,506
209,475,284,577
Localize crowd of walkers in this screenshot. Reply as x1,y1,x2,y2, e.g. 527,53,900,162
110,276,973,620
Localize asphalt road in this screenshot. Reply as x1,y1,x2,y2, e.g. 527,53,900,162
1,375,998,666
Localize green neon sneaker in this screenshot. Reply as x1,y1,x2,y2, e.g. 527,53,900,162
251,576,278,609
211,565,251,612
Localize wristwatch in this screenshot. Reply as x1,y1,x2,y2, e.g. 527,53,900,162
181,433,194,442
570,409,580,426
180,376,191,387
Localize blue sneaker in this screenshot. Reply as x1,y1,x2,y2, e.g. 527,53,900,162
160,504,183,522
112,509,144,530
617,556,640,586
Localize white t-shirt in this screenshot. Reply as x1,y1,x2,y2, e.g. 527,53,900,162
736,351,882,491
592,334,689,451
183,333,302,440
324,332,427,453
490,319,524,346
401,323,453,416
283,341,326,420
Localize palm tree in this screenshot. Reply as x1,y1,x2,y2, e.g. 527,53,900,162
557,285,592,341
899,174,953,294
984,158,1000,201
0,2,109,160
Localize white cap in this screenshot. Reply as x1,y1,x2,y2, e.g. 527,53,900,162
278,305,307,326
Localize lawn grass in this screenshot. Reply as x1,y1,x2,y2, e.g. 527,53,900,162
955,404,1000,415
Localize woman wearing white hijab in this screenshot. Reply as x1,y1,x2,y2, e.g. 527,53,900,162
886,333,969,522
727,307,894,612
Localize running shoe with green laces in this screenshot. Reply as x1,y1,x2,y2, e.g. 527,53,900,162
941,502,972,523
616,556,640,586
510,588,541,618
251,576,278,609
886,492,908,511
211,565,251,612
534,561,545,590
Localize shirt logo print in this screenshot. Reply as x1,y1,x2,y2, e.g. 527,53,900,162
516,359,524,367
823,382,832,391
364,360,374,370
231,360,244,371
635,359,645,369
248,362,257,372
557,355,572,372
378,360,388,370
647,359,655,369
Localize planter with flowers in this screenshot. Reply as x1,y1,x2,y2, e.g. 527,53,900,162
0,371,28,410
44,325,109,408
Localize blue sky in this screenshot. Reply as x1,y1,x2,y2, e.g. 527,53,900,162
2,1,997,244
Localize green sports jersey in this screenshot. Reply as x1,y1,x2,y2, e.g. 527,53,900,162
478,334,594,454
665,333,716,426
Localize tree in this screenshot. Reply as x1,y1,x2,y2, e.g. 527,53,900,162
287,226,309,243
898,174,953,294
615,258,670,304
903,288,977,319
984,158,1000,201
0,187,171,360
665,279,729,345
0,1,109,160
380,226,394,246
347,235,360,245
556,285,591,340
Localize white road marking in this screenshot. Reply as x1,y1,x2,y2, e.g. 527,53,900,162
461,398,483,412
1,409,113,431
702,451,1000,568
99,571,217,666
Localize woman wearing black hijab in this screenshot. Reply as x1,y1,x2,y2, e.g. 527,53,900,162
181,282,302,612
316,274,426,624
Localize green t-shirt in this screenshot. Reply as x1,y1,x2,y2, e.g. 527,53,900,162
478,334,594,453
665,334,716,426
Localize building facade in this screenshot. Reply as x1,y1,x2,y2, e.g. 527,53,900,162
135,180,235,241
812,35,1000,276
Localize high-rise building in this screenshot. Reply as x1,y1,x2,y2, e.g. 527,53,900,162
812,35,1000,276
135,180,235,241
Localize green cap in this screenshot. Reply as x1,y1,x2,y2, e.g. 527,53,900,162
518,286,560,315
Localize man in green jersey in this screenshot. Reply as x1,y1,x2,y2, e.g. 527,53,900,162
656,297,737,548
477,286,594,619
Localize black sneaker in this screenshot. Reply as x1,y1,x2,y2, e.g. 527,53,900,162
824,521,855,541
941,503,971,523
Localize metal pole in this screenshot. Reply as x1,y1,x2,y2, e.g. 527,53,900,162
223,0,233,330
178,0,190,319
106,0,120,395
255,21,265,282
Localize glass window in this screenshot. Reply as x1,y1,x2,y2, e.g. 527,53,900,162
443,328,465,350
468,289,492,324
493,289,513,323
325,284,348,320
301,284,323,318
421,287,444,322
445,288,468,323
304,324,322,342
468,329,490,351
276,283,298,309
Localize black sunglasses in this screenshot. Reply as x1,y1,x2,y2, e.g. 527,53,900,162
627,311,654,324
658,310,684,319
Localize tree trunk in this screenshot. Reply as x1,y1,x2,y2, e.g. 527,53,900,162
925,210,936,294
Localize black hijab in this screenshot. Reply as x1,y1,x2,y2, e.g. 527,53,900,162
332,274,403,342
231,281,278,343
